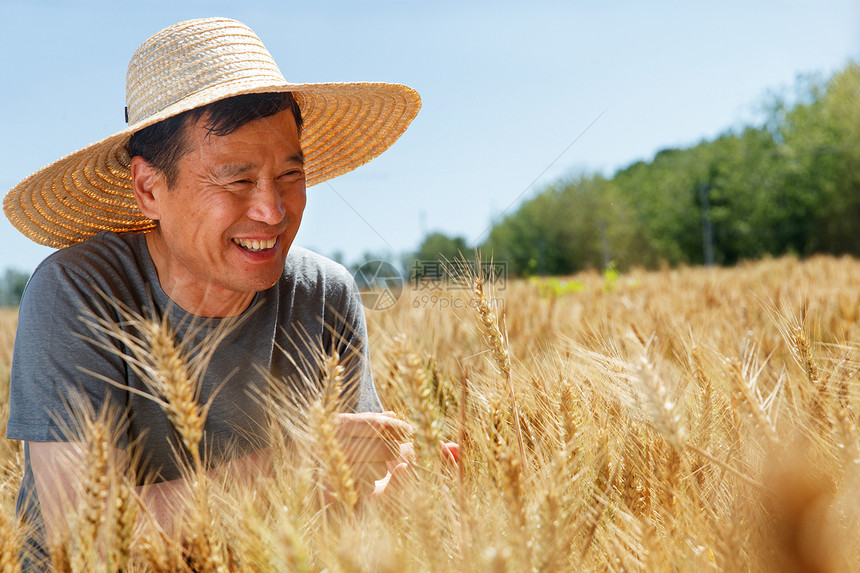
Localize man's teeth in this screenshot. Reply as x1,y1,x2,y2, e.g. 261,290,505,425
233,238,277,252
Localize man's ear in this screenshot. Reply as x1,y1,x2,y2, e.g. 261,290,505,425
130,155,165,220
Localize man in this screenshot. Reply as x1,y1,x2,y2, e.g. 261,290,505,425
3,17,453,566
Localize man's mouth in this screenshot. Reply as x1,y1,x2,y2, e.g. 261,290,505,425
232,237,277,252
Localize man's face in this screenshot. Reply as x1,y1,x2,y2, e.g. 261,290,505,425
143,108,306,313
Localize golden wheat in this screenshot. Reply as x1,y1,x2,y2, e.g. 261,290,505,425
1,254,860,570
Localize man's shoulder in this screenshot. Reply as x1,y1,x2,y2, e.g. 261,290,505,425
283,246,355,288
34,231,144,279
24,232,149,306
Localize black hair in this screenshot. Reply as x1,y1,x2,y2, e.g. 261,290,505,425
127,91,303,188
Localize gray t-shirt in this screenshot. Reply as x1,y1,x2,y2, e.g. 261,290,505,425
7,231,380,543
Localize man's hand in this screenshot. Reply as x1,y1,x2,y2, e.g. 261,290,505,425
372,441,460,498
333,411,413,494
331,410,461,502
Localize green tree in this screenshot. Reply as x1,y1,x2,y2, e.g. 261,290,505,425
698,127,783,264
776,64,860,255
613,148,706,266
484,174,652,276
406,232,472,281
480,60,859,275
0,268,30,307
414,232,470,263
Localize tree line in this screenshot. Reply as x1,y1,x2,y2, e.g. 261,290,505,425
412,61,860,277
4,63,857,300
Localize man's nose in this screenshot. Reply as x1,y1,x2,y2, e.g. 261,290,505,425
247,179,286,224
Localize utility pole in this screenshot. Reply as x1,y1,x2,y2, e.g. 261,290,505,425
537,238,546,276
698,182,714,267
599,219,611,270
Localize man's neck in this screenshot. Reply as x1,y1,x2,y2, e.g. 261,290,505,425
144,232,256,318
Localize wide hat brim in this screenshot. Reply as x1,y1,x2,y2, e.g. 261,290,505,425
3,18,421,248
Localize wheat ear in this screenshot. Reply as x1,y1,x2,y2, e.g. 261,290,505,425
70,419,110,572
310,350,358,510
473,272,527,471
397,338,444,470
139,316,228,573
727,346,781,449
140,317,206,461
0,499,21,573
105,476,136,572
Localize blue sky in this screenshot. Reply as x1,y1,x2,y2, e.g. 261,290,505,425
1,0,858,272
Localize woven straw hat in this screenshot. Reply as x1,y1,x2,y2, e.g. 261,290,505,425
3,17,421,248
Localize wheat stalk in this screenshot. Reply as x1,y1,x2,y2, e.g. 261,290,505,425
727,345,781,449
139,317,206,460
69,417,111,572
310,350,358,511
472,269,527,473
0,502,21,573
396,337,444,471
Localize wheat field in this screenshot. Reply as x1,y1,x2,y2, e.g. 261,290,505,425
2,254,860,571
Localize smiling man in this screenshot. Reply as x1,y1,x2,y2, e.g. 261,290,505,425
2,17,445,568
130,94,309,317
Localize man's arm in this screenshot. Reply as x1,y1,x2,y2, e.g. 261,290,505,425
29,441,191,545
29,441,274,545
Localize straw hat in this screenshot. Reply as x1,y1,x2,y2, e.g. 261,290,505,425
3,17,421,248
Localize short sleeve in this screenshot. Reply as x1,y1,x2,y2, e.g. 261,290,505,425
6,259,130,446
